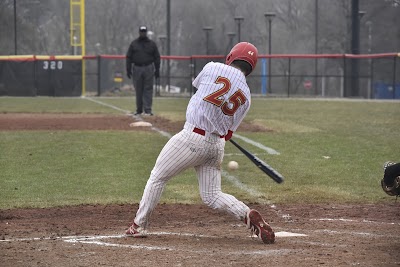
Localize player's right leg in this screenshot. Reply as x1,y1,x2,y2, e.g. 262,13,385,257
245,209,275,244
195,141,274,244
128,128,207,233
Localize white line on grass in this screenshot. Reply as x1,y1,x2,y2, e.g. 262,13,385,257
86,97,172,138
221,170,265,200
233,134,280,155
222,170,292,222
224,153,267,156
85,97,131,114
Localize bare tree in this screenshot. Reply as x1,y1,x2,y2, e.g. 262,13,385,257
0,1,15,54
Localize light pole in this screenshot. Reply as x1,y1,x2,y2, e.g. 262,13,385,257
226,32,236,54
13,0,17,55
264,12,276,94
166,0,171,92
366,20,372,98
95,43,101,55
350,7,366,97
234,16,244,42
158,35,167,96
202,27,213,55
158,35,167,55
365,21,372,54
315,0,319,95
358,10,366,20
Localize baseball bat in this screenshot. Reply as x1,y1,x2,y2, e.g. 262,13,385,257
229,139,284,184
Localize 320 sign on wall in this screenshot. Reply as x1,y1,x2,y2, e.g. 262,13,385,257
43,61,63,70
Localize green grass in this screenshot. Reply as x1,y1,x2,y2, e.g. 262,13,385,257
0,97,399,209
0,131,164,208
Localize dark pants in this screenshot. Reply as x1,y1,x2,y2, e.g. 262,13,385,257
132,64,154,114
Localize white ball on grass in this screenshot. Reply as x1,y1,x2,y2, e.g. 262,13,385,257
227,161,239,171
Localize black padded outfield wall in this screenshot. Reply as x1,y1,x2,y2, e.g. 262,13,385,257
0,56,82,96
35,58,82,96
0,58,36,96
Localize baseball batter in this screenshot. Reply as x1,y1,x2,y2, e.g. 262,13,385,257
126,42,275,244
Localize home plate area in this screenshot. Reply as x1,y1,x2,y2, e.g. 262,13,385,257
0,203,399,266
62,230,307,253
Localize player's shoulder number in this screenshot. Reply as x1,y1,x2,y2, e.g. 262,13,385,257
203,76,247,116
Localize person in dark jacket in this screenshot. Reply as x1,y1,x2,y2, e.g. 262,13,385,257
126,26,160,116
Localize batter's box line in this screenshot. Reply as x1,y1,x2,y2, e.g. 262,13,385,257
288,228,393,238
63,231,304,256
66,237,296,256
0,231,306,244
310,218,400,226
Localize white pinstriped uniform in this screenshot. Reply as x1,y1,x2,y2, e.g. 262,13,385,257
134,62,251,229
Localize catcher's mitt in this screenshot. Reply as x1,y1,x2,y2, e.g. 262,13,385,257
381,161,400,196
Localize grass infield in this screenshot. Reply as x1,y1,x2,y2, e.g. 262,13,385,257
0,97,399,209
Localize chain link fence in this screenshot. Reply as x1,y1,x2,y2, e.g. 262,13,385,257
1,54,399,99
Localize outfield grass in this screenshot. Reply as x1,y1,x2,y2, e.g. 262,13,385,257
0,97,399,209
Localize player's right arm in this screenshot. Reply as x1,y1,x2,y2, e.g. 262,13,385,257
192,63,213,89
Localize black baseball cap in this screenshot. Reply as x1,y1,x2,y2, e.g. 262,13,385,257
139,26,147,32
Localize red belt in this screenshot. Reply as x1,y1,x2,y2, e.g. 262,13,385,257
193,127,224,138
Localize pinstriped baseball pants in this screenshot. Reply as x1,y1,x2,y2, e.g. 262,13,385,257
134,122,250,229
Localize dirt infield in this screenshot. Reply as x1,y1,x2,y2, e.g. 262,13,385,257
1,113,399,266
0,113,271,133
1,203,399,267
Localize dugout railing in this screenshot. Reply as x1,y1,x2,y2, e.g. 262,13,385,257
1,53,399,99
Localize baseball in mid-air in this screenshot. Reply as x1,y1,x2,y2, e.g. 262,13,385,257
227,161,239,171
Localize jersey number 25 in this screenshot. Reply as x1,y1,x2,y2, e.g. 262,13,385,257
203,76,246,116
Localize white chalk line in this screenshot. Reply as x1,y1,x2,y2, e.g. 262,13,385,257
86,97,172,138
1,231,302,256
6,226,393,255
225,153,269,156
0,231,305,243
85,97,131,114
221,170,293,222
311,218,400,226
84,98,290,221
233,134,280,155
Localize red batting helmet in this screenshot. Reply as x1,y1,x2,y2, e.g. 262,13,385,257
225,42,258,76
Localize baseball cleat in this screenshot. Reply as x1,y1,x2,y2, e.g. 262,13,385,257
246,209,275,244
125,223,147,238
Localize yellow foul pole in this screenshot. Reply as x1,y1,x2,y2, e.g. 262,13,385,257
70,0,86,97
81,0,86,97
